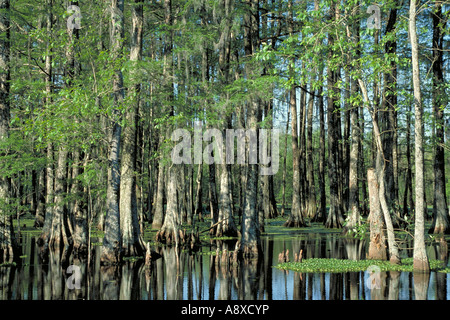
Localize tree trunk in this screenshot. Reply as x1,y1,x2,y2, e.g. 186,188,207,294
34,169,46,228
261,4,278,221
216,122,238,237
343,5,360,234
381,3,400,227
342,78,350,215
280,108,289,217
344,87,361,234
208,148,219,230
359,79,400,264
317,69,326,222
325,3,344,229
101,0,125,265
410,0,430,272
284,0,306,228
30,169,38,220
72,150,88,256
155,165,180,245
358,103,368,216
39,0,54,251
146,111,155,223
152,146,165,229
155,0,182,246
299,80,307,215
66,0,87,257
194,163,203,222
367,169,387,260
305,89,317,220
0,0,17,263
50,146,71,251
215,0,238,238
284,85,305,228
217,159,238,237
119,0,145,257
236,0,262,258
375,147,400,264
262,101,279,220
403,101,414,216
430,2,449,235
186,161,194,226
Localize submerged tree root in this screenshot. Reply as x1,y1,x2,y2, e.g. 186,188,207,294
155,228,200,249
283,218,307,228
231,241,262,262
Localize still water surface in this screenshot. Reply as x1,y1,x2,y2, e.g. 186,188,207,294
1,231,449,300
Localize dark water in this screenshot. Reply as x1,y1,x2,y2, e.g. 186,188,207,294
1,231,449,300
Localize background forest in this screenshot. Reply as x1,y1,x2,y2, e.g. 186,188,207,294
0,0,449,270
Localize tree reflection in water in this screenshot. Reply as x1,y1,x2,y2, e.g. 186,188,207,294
0,232,449,300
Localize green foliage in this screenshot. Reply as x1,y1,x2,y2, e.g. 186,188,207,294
276,258,445,273
343,217,368,240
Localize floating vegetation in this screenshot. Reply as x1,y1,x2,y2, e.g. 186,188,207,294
123,256,143,262
0,262,16,267
275,258,446,273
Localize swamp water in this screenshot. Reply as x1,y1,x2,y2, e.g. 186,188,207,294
1,227,450,301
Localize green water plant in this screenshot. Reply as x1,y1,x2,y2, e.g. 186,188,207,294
276,258,446,273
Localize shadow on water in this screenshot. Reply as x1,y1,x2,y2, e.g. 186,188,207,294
0,231,449,300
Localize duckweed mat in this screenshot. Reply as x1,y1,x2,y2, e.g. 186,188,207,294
276,258,447,273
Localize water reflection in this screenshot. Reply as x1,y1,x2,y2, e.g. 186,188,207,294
0,232,449,300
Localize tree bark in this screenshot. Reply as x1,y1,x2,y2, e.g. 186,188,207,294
236,0,262,258
262,101,279,220
39,0,54,252
215,0,238,238
367,169,387,260
34,169,46,228
284,85,305,228
284,0,306,228
317,69,326,223
342,79,350,215
101,0,125,265
67,0,87,257
403,101,414,216
410,0,430,272
358,102,368,216
343,4,360,234
325,3,344,229
359,79,400,264
217,158,238,237
305,88,317,220
50,145,71,251
152,145,165,229
280,108,289,217
119,0,145,257
155,0,183,245
430,2,449,234
208,144,219,231
381,3,400,227
299,80,307,214
0,0,17,263
344,88,361,234
194,163,203,222
155,165,180,245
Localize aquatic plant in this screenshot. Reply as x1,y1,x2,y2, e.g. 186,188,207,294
275,258,446,273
